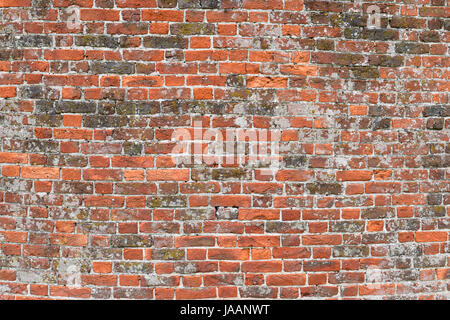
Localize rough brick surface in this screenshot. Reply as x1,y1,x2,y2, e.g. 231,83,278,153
0,0,449,300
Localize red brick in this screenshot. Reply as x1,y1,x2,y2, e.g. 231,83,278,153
22,167,59,179
415,232,447,243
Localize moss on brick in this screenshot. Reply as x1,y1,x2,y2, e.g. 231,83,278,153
350,66,380,79
170,23,216,35
306,183,342,195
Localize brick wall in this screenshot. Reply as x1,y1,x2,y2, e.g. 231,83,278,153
0,0,448,300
